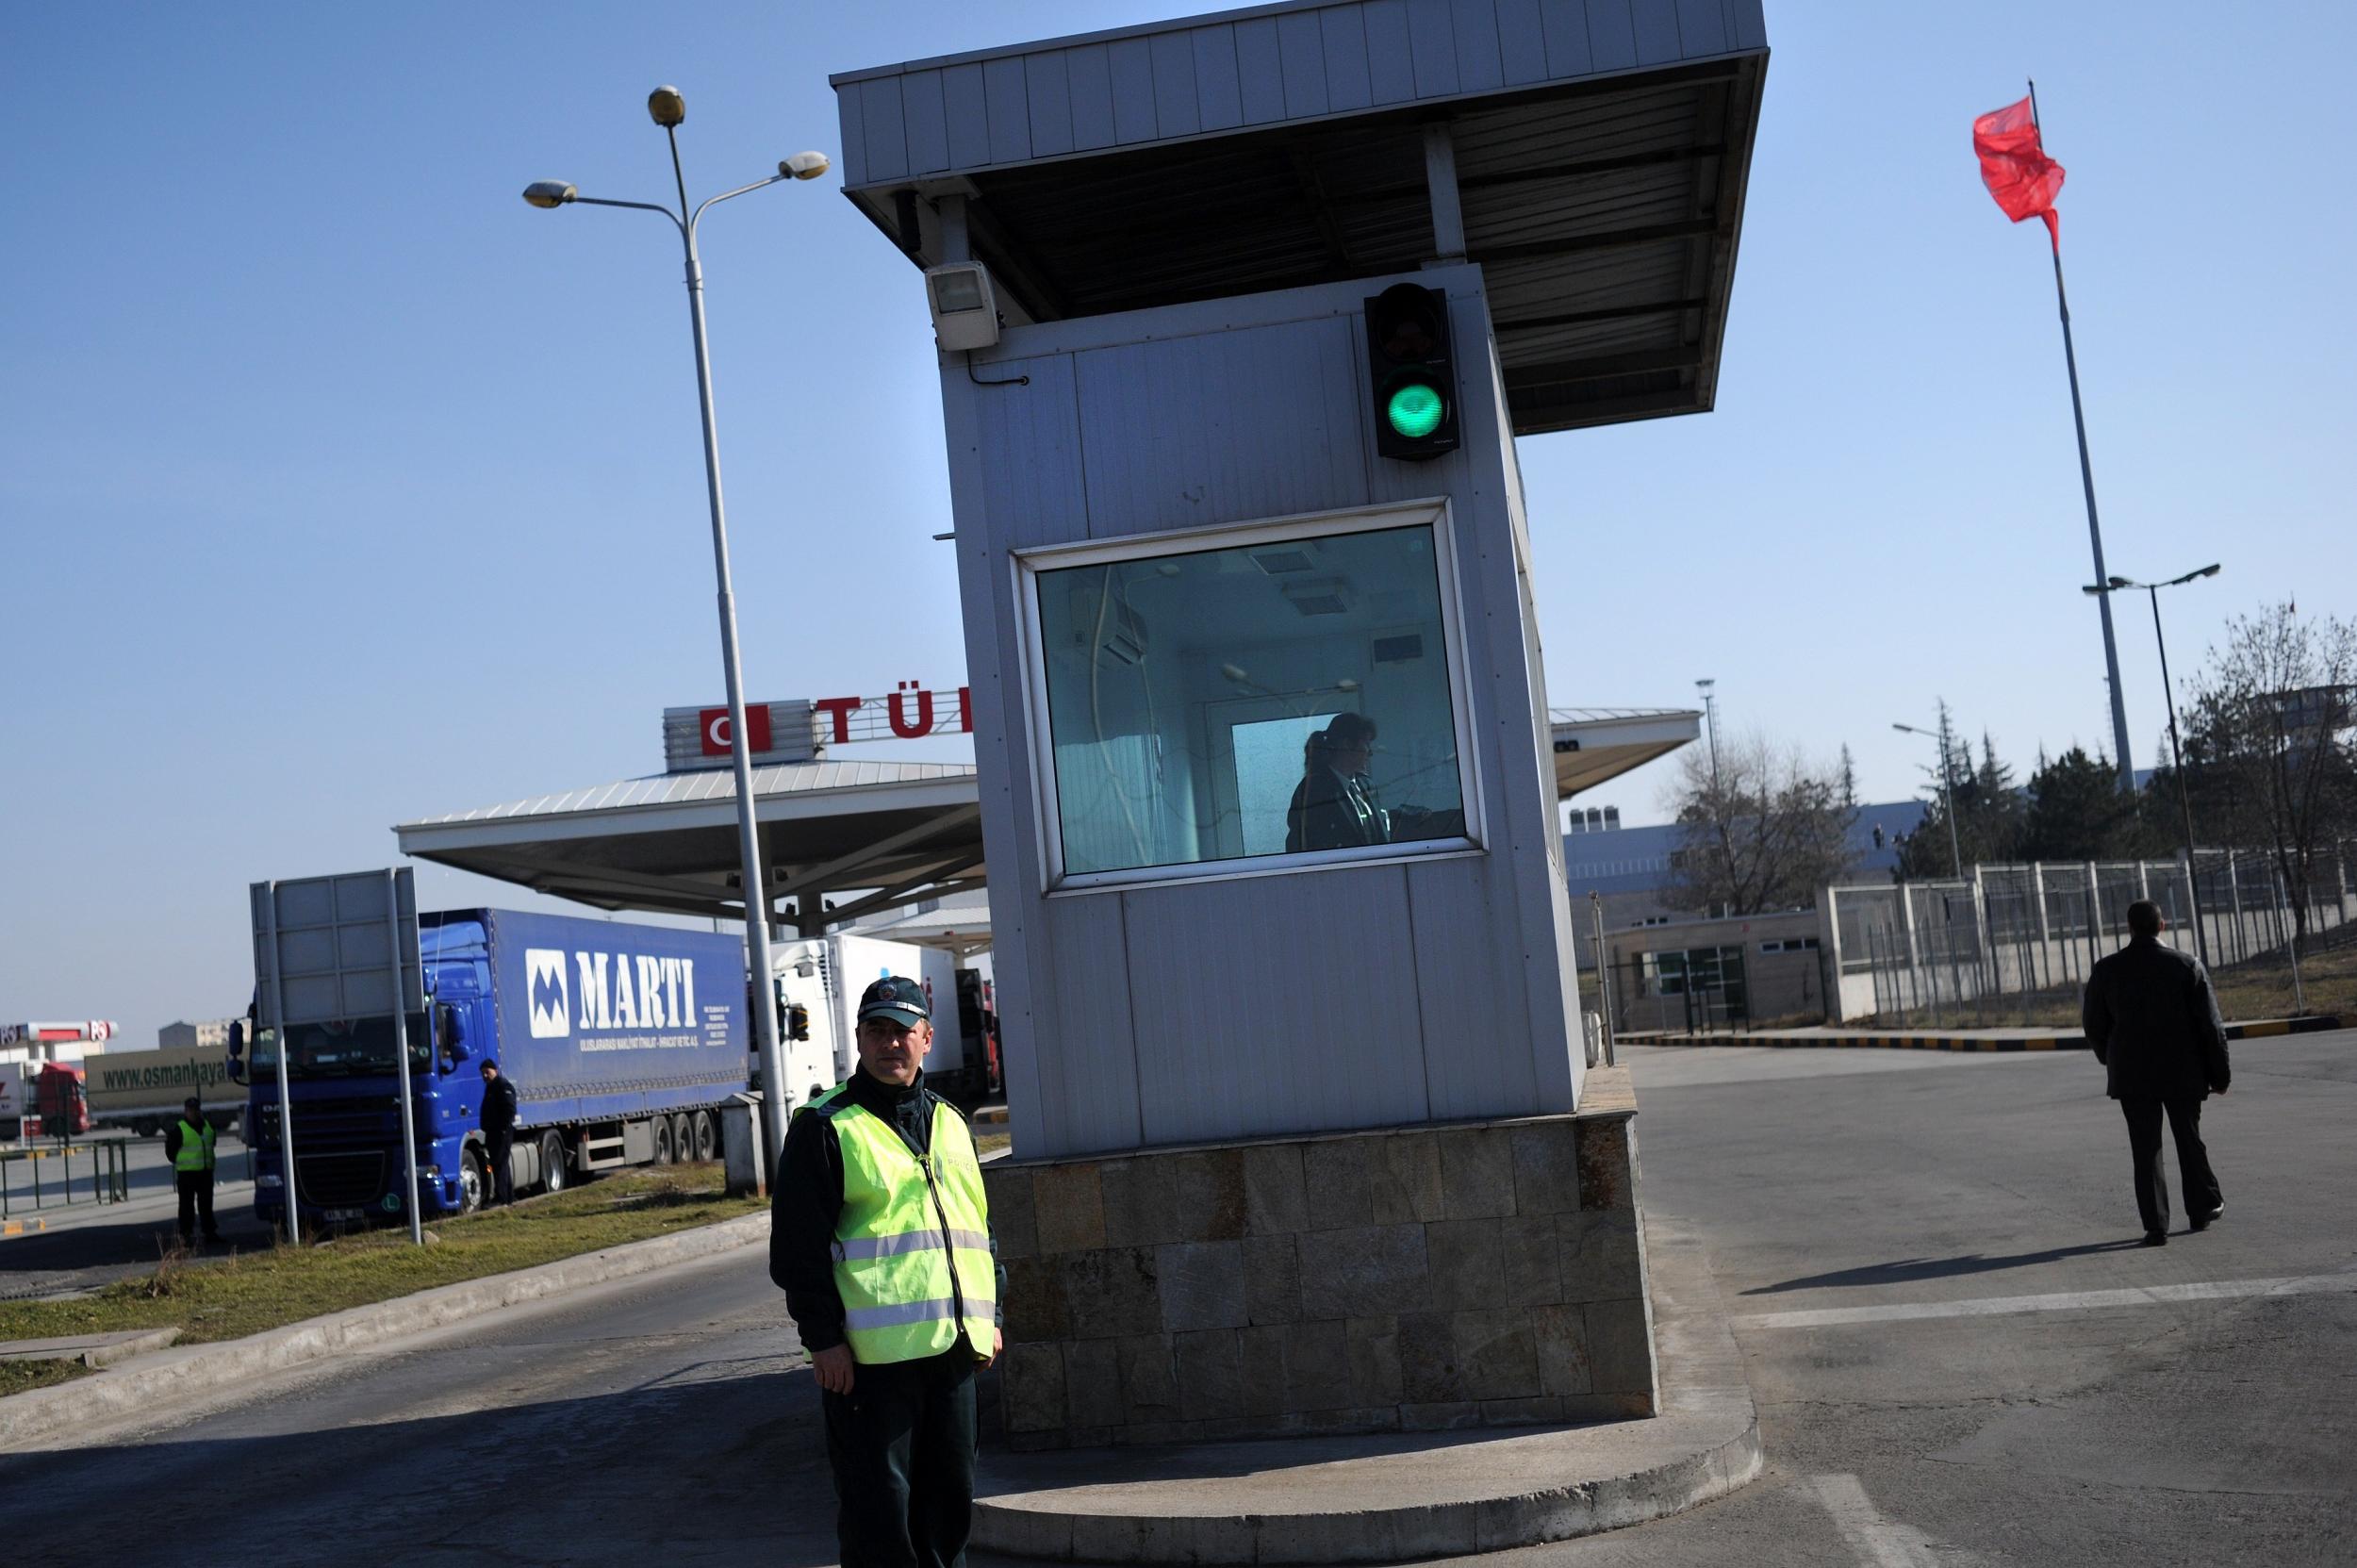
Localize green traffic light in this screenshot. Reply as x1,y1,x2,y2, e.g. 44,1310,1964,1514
1387,381,1445,439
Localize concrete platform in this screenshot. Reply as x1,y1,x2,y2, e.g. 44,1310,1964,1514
0,1328,181,1367
971,1215,1758,1563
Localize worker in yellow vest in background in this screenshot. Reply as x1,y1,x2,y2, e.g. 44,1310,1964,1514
772,976,1001,1568
168,1096,223,1247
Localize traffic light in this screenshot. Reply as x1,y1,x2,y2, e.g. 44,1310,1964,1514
1364,283,1459,461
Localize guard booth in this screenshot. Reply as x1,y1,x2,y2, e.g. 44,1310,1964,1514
833,0,1771,1453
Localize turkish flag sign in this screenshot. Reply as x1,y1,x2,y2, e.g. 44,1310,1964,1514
700,704,773,757
1974,96,2064,250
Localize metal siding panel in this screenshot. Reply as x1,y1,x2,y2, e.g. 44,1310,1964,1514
1233,16,1288,124
858,77,908,182
1066,43,1117,150
1586,0,1639,69
1073,316,1370,538
1036,895,1146,1154
1108,38,1160,143
969,352,1092,550
1731,0,1767,50
1362,0,1418,104
1320,7,1374,112
1675,0,1728,53
1192,25,1244,130
1629,0,1682,63
1495,0,1551,86
1149,32,1201,137
983,57,1031,165
942,62,992,169
900,69,950,173
1277,10,1329,118
833,85,866,188
1407,0,1461,98
1123,867,1428,1145
1537,0,1595,77
1451,0,1507,92
1406,855,1540,1117
1025,53,1075,158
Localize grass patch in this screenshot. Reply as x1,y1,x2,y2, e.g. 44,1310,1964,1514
0,1164,762,1374
1864,943,2357,1031
975,1131,1012,1158
0,1360,91,1397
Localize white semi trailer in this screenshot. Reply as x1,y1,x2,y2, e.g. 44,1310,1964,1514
766,935,995,1109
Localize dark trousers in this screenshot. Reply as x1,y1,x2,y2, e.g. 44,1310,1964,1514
2121,1096,2221,1235
485,1130,515,1205
822,1345,979,1568
175,1169,217,1242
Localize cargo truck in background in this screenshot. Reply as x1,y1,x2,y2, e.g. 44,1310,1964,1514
82,1045,243,1136
231,908,748,1230
0,1061,89,1140
766,935,997,1109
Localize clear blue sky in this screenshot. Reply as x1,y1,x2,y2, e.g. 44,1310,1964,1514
6,2,2351,1048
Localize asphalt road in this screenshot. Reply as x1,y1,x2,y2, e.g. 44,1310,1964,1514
0,1131,267,1299
4,1034,2351,1565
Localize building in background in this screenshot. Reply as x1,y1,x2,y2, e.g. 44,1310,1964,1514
1565,798,1929,969
157,1018,235,1054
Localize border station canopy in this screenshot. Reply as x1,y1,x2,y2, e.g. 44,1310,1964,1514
832,0,1766,432
393,710,1695,928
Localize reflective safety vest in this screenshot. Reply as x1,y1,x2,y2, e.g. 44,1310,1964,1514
799,1087,995,1365
173,1118,217,1173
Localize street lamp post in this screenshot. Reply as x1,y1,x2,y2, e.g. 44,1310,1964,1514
2085,564,2221,965
523,89,832,1173
1893,720,1964,878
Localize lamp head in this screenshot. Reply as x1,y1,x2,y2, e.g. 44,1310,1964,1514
781,151,831,181
2198,563,2221,578
2105,575,2131,588
522,181,578,209
2081,584,2104,597
647,86,686,128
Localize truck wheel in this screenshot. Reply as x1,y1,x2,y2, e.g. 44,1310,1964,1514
689,1110,717,1162
540,1131,569,1193
132,1117,158,1138
670,1113,696,1164
457,1148,486,1214
651,1115,675,1166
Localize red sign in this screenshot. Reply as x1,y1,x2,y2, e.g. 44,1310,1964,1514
699,705,774,757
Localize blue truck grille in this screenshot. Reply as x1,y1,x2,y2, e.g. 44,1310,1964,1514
296,1151,385,1208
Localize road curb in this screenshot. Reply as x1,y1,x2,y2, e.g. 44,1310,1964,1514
1621,1015,2338,1052
969,1213,1761,1563
0,1210,770,1453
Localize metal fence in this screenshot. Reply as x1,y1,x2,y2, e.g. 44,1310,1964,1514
1824,846,2357,1024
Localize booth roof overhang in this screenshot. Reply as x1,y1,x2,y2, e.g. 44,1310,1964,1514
392,709,1697,928
831,0,1767,433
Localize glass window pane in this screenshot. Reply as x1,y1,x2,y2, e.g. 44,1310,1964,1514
1033,521,1468,879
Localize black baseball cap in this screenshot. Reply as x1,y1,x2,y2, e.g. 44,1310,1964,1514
857,976,930,1029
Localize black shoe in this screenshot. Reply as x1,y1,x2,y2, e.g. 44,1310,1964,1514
2139,1230,2168,1246
2189,1201,2223,1232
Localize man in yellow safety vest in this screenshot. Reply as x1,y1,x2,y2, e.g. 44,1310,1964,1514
168,1097,223,1246
772,976,1001,1568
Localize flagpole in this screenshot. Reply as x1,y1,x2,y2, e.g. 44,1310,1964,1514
2029,77,2135,793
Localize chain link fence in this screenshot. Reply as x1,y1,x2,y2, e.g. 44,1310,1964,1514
1824,845,2357,1024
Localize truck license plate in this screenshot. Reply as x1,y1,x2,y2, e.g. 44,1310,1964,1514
324,1207,366,1224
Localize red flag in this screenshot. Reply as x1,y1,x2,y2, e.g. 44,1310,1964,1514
1973,95,2064,250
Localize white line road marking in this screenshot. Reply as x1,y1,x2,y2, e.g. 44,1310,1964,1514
1810,1473,1980,1568
1739,1271,2357,1330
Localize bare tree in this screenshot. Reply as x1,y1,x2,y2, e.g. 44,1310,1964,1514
2181,602,2357,946
1662,732,1860,916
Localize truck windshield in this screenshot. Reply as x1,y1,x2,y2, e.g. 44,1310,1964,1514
249,1015,431,1080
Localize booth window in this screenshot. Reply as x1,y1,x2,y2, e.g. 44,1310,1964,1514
1022,505,1476,886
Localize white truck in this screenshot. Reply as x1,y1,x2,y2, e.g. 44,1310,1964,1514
767,935,996,1110
79,1044,243,1136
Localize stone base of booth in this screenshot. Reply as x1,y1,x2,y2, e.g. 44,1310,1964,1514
984,1067,1653,1450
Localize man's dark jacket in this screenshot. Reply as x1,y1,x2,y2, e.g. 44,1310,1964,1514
769,1069,1002,1355
478,1075,519,1134
2081,935,2231,1100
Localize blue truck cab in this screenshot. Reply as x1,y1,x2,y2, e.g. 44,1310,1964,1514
235,908,749,1230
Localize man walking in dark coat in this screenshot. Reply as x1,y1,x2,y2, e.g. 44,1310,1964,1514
477,1060,519,1206
2082,900,2232,1246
